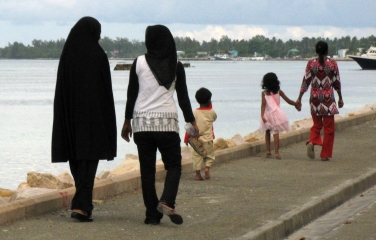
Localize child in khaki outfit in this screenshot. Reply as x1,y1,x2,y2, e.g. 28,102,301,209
184,88,217,180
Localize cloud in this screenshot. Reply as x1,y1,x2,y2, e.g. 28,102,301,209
173,25,269,42
0,0,375,28
0,0,375,47
171,24,376,42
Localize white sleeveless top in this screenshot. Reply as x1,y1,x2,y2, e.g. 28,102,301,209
132,55,179,133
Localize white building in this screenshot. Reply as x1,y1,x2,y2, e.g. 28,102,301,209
338,49,348,58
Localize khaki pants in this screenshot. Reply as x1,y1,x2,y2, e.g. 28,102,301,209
191,141,215,170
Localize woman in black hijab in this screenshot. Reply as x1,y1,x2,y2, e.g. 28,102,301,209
121,25,199,225
52,16,117,222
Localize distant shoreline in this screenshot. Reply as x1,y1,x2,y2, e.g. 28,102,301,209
111,57,355,62
0,58,355,61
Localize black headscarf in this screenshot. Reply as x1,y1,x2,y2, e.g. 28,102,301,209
145,25,177,90
52,16,117,162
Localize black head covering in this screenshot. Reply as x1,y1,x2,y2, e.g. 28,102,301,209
145,25,177,90
52,16,117,162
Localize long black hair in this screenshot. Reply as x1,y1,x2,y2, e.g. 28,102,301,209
261,72,280,94
315,41,328,65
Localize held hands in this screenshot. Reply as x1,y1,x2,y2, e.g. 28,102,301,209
191,121,200,139
121,119,132,142
295,99,302,112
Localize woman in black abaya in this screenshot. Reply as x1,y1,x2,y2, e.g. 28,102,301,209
52,16,117,222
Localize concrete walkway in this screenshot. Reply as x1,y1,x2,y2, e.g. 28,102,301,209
1,111,376,240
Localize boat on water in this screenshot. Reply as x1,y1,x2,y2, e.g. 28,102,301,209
213,54,231,60
348,47,376,70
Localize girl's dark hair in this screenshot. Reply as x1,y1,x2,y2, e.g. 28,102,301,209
261,72,280,94
195,87,212,105
315,41,328,65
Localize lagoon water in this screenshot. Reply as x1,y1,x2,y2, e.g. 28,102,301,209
0,59,374,189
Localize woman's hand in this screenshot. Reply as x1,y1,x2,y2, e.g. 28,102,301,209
338,99,344,108
295,99,302,111
121,119,132,142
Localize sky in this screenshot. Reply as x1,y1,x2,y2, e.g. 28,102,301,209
0,0,375,48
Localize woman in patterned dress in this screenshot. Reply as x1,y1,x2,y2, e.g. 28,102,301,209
296,41,344,161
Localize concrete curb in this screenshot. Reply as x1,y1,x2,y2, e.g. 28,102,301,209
237,168,376,240
1,110,376,227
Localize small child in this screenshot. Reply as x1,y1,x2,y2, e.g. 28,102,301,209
184,88,217,180
259,72,298,159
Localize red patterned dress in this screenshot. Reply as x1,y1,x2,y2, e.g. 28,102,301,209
300,58,341,115
300,57,341,159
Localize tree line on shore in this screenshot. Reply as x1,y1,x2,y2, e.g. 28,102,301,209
0,35,375,59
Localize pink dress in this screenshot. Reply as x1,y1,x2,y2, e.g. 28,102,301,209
259,91,290,135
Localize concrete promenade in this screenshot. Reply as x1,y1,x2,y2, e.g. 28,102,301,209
1,111,376,239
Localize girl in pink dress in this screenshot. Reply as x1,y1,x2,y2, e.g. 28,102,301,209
259,72,299,159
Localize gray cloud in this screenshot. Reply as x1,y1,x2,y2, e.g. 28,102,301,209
0,0,374,47
0,0,374,27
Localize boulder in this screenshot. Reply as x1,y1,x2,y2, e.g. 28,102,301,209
244,130,264,142
109,154,140,176
290,118,312,131
27,171,74,189
232,134,246,146
226,139,236,148
245,137,259,143
97,170,111,179
17,182,30,191
214,138,228,150
344,104,376,117
0,188,15,197
10,188,56,202
58,171,74,185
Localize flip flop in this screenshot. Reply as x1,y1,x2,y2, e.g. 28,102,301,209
265,153,272,158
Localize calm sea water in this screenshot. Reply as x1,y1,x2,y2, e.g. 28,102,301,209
0,59,374,189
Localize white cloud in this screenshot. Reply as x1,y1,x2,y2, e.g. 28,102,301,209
0,0,375,47
173,25,269,42
172,24,376,43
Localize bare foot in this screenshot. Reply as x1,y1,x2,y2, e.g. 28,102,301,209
196,176,204,181
275,153,281,159
195,170,203,181
205,167,210,179
72,209,88,216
